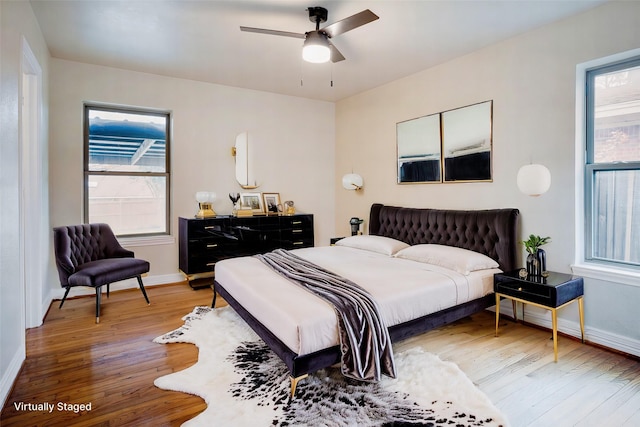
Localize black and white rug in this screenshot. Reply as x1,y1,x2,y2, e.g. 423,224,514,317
154,306,509,427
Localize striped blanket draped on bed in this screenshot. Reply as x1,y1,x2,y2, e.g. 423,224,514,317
256,249,396,382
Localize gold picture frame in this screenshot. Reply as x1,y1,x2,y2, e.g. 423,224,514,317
240,192,264,214
262,192,281,215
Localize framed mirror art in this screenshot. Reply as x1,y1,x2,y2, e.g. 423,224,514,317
397,100,493,184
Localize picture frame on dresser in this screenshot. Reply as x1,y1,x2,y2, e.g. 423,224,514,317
240,192,263,214
262,192,281,215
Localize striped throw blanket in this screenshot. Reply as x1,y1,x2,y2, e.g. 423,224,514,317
256,249,396,382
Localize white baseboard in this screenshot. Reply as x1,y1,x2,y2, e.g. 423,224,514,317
0,345,26,409
50,273,187,300
491,302,640,358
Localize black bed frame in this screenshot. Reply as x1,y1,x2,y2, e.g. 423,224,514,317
214,203,520,395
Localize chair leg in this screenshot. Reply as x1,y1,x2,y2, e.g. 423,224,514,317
59,287,71,309
137,276,150,305
95,287,102,324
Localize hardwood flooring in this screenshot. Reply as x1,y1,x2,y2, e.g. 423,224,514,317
2,283,639,426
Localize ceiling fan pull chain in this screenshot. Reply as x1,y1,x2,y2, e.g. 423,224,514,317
330,64,334,88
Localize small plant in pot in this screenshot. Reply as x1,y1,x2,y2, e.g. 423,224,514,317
521,234,551,277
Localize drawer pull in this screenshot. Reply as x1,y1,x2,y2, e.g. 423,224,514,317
204,226,215,230
207,244,218,248
206,262,216,267
293,229,302,233
292,221,302,225
293,241,304,245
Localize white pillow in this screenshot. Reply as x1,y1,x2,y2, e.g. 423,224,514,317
335,235,410,256
394,244,499,275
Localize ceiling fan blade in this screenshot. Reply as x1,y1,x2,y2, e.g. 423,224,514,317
329,42,345,63
240,26,305,39
322,9,379,38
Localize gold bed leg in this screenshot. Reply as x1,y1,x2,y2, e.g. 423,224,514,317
290,374,308,398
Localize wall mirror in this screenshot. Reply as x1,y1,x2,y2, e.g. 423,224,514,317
233,132,259,189
397,113,442,183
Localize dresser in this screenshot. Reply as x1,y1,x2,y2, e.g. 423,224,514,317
179,214,314,288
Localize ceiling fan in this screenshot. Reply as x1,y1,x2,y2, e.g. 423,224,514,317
240,6,379,64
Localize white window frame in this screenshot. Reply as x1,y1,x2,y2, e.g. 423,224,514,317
573,48,640,287
83,103,172,240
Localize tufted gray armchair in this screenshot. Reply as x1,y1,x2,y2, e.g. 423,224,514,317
53,223,150,323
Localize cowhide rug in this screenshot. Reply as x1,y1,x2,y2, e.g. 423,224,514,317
154,306,509,427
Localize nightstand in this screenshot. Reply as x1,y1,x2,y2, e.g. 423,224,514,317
494,270,585,362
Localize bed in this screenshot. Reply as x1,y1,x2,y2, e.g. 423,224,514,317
213,203,519,395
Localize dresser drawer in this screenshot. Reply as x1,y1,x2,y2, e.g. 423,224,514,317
280,215,313,229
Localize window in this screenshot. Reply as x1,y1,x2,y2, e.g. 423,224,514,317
585,58,640,269
84,105,170,237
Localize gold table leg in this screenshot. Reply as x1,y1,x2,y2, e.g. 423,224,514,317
495,293,500,337
578,296,585,343
551,308,558,362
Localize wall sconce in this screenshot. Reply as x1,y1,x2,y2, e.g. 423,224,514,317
342,173,364,191
195,191,217,218
517,164,551,196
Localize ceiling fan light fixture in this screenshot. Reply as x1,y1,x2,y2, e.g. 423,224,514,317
302,31,330,63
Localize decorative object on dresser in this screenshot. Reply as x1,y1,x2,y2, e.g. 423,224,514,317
228,192,240,215
195,191,217,218
240,192,264,214
262,192,281,215
178,214,314,289
494,269,584,362
283,200,295,215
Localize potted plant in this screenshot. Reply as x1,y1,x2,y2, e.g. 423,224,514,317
521,234,550,276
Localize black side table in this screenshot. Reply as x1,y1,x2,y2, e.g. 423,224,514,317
494,270,585,362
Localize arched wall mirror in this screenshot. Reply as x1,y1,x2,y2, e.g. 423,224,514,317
233,132,259,189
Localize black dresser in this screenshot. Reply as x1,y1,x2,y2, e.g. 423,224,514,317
179,214,314,288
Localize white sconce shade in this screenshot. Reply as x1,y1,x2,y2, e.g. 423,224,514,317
302,32,331,63
342,173,363,190
517,164,551,196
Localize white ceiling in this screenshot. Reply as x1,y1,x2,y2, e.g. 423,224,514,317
30,0,608,102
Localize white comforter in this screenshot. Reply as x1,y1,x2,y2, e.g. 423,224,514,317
214,245,499,356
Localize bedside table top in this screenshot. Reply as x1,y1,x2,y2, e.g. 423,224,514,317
495,269,581,288
494,269,584,307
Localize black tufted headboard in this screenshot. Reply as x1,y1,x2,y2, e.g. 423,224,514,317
369,203,519,272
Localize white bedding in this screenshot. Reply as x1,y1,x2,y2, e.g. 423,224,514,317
214,245,500,356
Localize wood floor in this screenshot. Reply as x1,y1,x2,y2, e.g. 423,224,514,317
2,283,639,427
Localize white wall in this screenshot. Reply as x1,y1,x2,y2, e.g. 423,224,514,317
0,0,50,407
48,59,335,297
335,1,640,355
